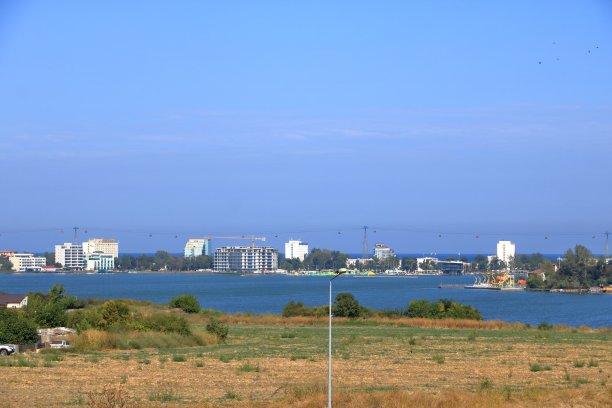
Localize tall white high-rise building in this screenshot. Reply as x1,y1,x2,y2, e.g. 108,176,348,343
214,246,278,273
496,240,516,267
284,240,308,261
184,239,211,257
82,238,119,259
55,243,85,270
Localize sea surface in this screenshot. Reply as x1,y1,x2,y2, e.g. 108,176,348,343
0,273,610,328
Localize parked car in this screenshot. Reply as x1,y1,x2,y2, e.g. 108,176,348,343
0,344,16,356
50,340,70,349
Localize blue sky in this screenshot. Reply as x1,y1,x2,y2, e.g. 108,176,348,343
0,1,611,254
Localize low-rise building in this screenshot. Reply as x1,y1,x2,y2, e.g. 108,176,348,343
0,294,28,308
437,260,465,275
86,251,115,271
284,240,309,261
184,238,211,257
55,243,85,270
346,258,373,268
8,253,46,272
416,257,439,272
214,246,278,273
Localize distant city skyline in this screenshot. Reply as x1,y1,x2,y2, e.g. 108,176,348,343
1,2,610,253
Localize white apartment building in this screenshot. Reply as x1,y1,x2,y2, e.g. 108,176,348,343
284,240,308,261
8,253,46,272
496,240,516,267
55,243,85,270
184,238,211,257
373,243,394,260
86,251,115,271
214,246,278,273
83,238,119,258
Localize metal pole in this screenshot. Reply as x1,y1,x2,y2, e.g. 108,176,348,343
328,270,346,408
328,278,332,408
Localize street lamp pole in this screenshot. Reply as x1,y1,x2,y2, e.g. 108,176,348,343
328,269,346,408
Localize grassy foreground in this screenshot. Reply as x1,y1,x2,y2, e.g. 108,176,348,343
2,313,610,407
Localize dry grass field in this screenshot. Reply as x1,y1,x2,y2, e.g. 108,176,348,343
2,317,610,407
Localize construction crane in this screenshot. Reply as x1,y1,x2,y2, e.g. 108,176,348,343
201,235,266,252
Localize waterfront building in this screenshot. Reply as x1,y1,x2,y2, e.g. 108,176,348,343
346,258,373,268
416,257,439,272
86,251,115,271
437,260,465,275
284,240,308,261
497,240,516,267
8,253,46,272
184,238,211,257
214,246,278,273
82,238,119,258
373,243,394,260
55,243,85,270
0,250,16,258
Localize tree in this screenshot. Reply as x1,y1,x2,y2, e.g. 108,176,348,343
303,249,348,270
401,257,417,272
40,252,55,266
0,255,13,271
526,274,545,289
0,309,39,344
472,255,489,272
333,293,362,318
169,294,200,313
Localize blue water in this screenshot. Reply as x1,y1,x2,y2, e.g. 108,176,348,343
0,274,610,328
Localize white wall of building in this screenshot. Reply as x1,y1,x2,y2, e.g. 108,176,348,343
86,251,115,271
214,246,278,272
284,240,308,261
55,243,85,269
8,253,46,272
496,240,516,266
184,238,211,257
374,243,394,260
83,238,119,258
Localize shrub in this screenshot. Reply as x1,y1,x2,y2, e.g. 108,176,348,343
0,309,39,344
432,354,445,364
529,363,552,372
141,313,192,336
206,317,229,342
537,322,553,331
407,299,482,320
282,301,327,317
333,293,363,318
169,295,200,314
101,300,130,326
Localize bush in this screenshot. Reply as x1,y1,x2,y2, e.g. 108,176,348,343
407,299,482,320
0,309,39,344
101,300,130,326
142,313,192,336
206,317,229,342
333,293,363,318
282,301,327,317
169,294,200,314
